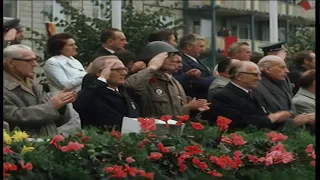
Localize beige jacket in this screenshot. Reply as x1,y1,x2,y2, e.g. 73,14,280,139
125,68,188,118
3,71,70,136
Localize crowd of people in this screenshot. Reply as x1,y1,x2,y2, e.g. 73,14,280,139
3,18,316,136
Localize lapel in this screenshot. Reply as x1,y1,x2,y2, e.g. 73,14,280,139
56,55,85,71
3,71,37,98
256,80,283,110
182,54,212,75
260,76,290,100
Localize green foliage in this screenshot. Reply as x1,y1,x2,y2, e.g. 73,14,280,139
26,0,182,65
3,119,315,180
284,27,315,55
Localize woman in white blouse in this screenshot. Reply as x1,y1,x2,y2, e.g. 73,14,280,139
44,33,87,135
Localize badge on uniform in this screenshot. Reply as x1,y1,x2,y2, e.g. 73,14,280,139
131,102,136,109
156,88,163,96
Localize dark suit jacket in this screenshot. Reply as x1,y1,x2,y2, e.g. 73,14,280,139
91,47,113,62
209,83,280,130
174,54,214,99
288,64,308,95
73,79,139,130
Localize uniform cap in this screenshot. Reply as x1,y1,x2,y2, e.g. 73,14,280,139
138,41,179,61
3,18,23,31
259,41,286,56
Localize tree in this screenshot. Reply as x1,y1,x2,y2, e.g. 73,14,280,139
284,27,315,56
27,0,183,66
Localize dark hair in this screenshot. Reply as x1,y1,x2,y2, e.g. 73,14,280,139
299,69,315,89
148,29,177,43
114,50,137,66
217,57,232,73
293,50,313,66
100,28,122,43
46,33,74,56
250,53,264,64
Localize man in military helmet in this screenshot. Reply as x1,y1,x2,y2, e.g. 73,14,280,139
3,18,24,48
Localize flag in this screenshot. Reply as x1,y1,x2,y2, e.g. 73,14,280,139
45,23,56,37
298,0,314,10
224,36,238,56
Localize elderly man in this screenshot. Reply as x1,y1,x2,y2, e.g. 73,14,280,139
73,56,139,130
208,57,239,100
209,61,293,129
3,18,24,48
125,41,209,118
254,55,314,125
3,45,75,136
175,33,214,99
292,69,316,114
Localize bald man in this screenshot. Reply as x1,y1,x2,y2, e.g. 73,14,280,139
209,61,292,130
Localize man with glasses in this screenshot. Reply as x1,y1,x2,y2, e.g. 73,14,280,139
209,61,304,130
3,45,75,136
3,18,24,48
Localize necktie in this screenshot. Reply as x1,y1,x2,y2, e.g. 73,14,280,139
248,90,253,99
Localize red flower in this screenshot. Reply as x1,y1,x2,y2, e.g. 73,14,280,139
270,143,286,152
147,133,157,139
264,150,294,165
184,145,203,155
233,150,243,158
149,77,157,84
3,162,18,172
104,165,123,173
230,133,247,146
157,142,169,153
210,155,234,169
111,129,121,140
305,144,314,153
311,160,316,166
192,157,208,170
160,115,172,128
206,170,223,177
176,115,190,122
50,135,65,148
109,168,127,179
143,172,154,180
247,154,259,163
175,121,183,126
148,152,163,160
3,146,14,154
138,118,156,132
216,116,232,131
220,136,232,144
19,161,33,171
124,164,137,177
178,164,187,172
177,153,191,166
126,157,136,164
81,137,90,142
267,131,288,143
60,142,85,152
308,151,316,159
190,122,204,130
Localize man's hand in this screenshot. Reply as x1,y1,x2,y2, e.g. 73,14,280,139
4,29,17,41
184,98,210,110
292,113,315,126
99,62,115,80
268,111,292,123
148,52,168,70
131,61,147,73
186,69,201,78
50,91,76,110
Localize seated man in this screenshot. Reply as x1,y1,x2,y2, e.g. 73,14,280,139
3,45,74,136
208,57,239,100
125,41,208,118
73,56,139,130
209,61,308,130
254,55,314,124
292,69,315,114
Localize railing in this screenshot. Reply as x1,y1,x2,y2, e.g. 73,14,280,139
188,0,315,21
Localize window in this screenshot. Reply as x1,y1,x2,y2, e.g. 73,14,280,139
160,15,175,29
3,0,18,18
44,0,67,23
92,0,111,19
239,23,250,39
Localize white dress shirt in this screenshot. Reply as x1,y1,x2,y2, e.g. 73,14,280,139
105,48,115,54
231,82,250,93
44,55,87,93
184,54,199,63
97,77,119,92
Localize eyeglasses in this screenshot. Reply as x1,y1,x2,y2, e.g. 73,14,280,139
111,67,128,72
11,56,42,63
238,72,261,77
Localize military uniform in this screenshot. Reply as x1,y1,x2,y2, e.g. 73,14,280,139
3,18,23,48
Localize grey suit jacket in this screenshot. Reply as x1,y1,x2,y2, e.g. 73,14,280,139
292,88,315,114
207,75,230,101
3,71,70,136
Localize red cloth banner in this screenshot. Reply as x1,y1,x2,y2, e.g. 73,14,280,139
224,36,238,56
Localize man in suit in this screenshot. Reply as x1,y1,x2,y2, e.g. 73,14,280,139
254,55,314,124
91,28,128,61
209,61,293,129
3,18,24,48
175,33,215,99
292,69,315,114
288,51,316,94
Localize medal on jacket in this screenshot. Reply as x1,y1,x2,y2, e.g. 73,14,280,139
156,89,163,95
131,102,136,109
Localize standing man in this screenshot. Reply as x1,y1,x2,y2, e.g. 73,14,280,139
91,28,128,61
3,18,24,48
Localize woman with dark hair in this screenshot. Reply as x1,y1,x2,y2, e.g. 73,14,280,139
44,33,86,134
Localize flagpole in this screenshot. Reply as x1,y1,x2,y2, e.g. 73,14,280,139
111,0,122,30
269,0,278,42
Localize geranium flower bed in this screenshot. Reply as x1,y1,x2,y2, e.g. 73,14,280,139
3,116,315,180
